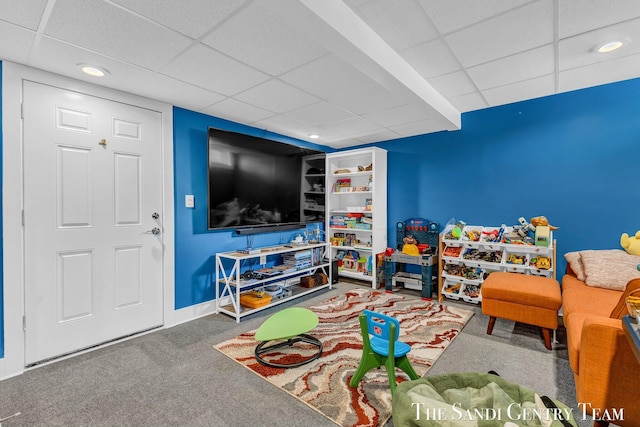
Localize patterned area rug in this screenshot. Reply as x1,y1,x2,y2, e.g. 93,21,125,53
214,289,474,427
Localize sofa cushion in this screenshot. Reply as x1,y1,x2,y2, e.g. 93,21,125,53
564,251,586,281
561,274,620,318
564,311,588,373
580,249,640,291
609,278,640,319
565,312,624,375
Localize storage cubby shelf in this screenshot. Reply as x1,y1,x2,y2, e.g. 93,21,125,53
437,224,556,304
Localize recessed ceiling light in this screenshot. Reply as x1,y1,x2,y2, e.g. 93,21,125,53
309,134,320,139
78,64,109,77
595,40,624,53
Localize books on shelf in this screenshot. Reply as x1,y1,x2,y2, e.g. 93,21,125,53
332,178,351,192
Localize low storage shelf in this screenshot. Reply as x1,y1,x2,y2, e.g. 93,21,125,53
437,224,556,304
215,242,331,322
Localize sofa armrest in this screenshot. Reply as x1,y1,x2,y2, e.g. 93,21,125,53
577,317,640,424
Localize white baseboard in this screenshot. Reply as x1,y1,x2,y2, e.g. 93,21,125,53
169,299,220,327
0,358,23,382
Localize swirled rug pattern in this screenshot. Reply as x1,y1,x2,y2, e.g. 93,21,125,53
214,289,473,427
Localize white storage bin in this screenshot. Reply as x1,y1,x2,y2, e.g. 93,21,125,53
441,264,483,283
528,269,554,278
461,248,504,269
441,245,463,262
442,224,463,244
441,279,463,301
461,283,482,304
504,250,529,273
461,225,483,247
529,254,553,277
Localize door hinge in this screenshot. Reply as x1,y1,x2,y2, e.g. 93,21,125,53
22,209,25,226
21,103,24,119
23,315,26,331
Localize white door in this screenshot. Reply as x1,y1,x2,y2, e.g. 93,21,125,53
23,81,164,365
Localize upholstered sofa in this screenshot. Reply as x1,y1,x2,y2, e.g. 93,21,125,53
562,249,640,426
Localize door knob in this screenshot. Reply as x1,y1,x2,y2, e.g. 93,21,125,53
146,227,161,235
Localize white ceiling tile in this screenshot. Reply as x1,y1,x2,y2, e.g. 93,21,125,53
348,128,400,144
444,1,554,67
330,85,406,115
449,92,489,113
202,2,326,76
419,0,530,34
0,21,36,63
559,54,640,93
28,36,156,95
109,0,243,39
162,44,270,96
254,114,311,136
559,18,640,71
467,44,555,90
43,0,192,70
482,74,556,107
345,0,440,50
283,102,357,126
326,116,380,135
132,73,226,111
235,79,320,114
558,0,640,39
0,0,47,30
401,38,461,79
428,71,477,98
203,98,275,125
326,139,362,149
388,118,441,137
279,54,375,100
364,104,429,128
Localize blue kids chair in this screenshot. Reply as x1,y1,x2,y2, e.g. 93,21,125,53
350,309,419,394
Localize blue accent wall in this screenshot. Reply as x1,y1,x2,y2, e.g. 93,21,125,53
1,60,4,358
172,107,331,309
380,77,640,275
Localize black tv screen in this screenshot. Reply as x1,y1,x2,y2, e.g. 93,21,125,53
208,127,324,231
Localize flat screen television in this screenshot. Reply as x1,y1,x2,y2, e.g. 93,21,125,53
207,127,325,232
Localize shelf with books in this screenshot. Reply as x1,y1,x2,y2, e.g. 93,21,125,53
326,147,387,288
215,242,331,322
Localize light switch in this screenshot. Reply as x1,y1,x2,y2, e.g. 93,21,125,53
185,195,195,208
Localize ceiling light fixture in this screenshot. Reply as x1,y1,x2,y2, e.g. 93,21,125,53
594,40,624,53
78,64,109,77
309,134,320,139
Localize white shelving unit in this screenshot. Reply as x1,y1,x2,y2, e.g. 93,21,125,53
215,242,331,322
325,147,387,288
438,224,556,304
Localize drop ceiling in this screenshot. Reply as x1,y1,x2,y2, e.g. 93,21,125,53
1,0,639,148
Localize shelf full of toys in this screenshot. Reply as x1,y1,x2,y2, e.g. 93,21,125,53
437,217,557,303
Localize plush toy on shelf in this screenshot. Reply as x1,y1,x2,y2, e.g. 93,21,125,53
530,216,559,230
620,230,640,256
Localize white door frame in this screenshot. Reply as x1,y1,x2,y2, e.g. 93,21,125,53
1,62,175,379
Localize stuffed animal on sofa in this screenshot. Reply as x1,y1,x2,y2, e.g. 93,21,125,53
621,230,640,256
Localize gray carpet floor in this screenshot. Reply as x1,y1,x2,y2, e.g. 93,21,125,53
0,281,598,427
